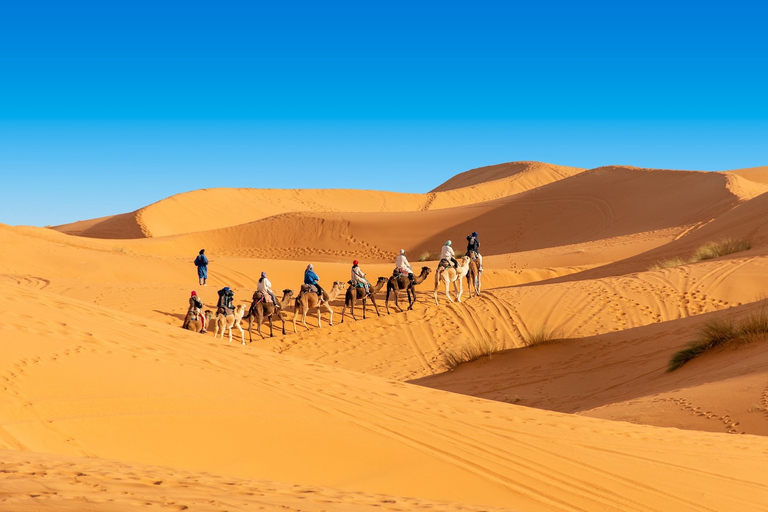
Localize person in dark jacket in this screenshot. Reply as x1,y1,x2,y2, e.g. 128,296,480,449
466,232,483,271
194,249,209,286
216,286,235,315
304,264,325,304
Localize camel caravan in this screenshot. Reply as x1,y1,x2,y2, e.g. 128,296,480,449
182,234,485,344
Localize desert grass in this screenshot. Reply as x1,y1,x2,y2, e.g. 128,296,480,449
523,324,565,347
693,238,751,261
419,251,441,262
649,257,688,271
649,238,751,271
668,309,768,372
443,338,500,370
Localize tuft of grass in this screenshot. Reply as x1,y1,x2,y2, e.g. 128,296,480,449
112,246,128,253
649,257,688,271
443,338,499,370
648,238,751,271
693,238,751,262
419,251,441,262
668,309,768,371
523,324,565,347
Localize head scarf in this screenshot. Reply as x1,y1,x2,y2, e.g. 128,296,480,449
261,271,267,278
353,260,359,266
445,240,452,247
472,232,478,237
191,291,197,296
399,249,405,255
199,249,205,254
306,264,313,271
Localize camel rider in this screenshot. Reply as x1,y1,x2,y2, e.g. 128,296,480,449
395,249,415,283
185,291,206,331
351,260,370,294
466,231,483,272
304,264,326,304
216,286,235,315
440,240,458,269
257,271,279,309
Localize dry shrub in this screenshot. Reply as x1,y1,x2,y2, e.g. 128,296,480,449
649,257,688,271
419,251,441,262
523,324,565,347
668,309,768,371
443,338,499,370
693,238,751,262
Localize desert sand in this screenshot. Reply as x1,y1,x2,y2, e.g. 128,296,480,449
2,161,768,511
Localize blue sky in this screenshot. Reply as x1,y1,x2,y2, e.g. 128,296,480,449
1,0,766,227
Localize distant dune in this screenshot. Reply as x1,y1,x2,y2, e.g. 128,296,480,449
6,160,768,511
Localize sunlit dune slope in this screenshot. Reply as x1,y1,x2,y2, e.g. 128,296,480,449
2,281,768,511
430,160,584,192
52,161,586,239
122,165,742,264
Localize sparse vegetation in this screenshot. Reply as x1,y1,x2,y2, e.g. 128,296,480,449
112,246,128,253
523,324,565,347
443,338,500,370
693,238,751,261
668,309,768,372
649,257,688,270
648,237,751,271
419,251,441,262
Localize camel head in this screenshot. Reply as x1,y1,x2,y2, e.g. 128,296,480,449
282,289,294,298
331,281,346,292
420,266,432,276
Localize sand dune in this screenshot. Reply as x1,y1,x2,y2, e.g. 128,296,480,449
5,160,768,510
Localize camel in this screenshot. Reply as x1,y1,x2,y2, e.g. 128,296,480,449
183,309,213,333
465,258,481,299
466,251,482,296
214,303,247,345
341,276,387,322
433,255,471,305
385,266,432,314
292,281,345,333
246,289,294,341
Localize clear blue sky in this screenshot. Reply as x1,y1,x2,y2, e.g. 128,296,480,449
1,0,766,227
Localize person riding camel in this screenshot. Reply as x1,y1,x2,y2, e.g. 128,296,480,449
184,290,207,332
216,286,235,316
395,249,415,283
350,260,370,294
440,240,458,269
304,264,325,304
257,271,279,309
466,231,483,272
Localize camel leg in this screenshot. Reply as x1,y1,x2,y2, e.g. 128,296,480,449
370,296,380,316
248,313,254,344
268,315,274,337
445,279,454,303
456,279,464,303
237,323,245,345
361,296,366,320
394,288,404,313
327,304,334,326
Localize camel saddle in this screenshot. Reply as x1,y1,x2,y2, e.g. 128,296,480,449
300,284,319,295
